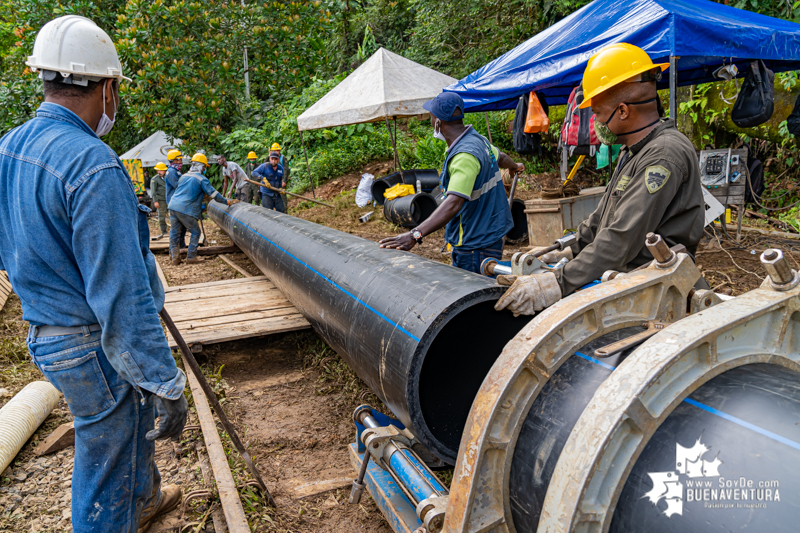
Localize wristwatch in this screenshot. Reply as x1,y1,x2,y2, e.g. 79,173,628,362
411,228,424,245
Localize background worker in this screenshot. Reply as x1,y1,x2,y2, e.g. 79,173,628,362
150,161,169,239
0,15,187,532
271,142,290,210
165,148,186,247
168,153,238,264
496,43,704,317
245,151,261,205
164,148,183,204
216,154,248,200
252,151,286,212
379,92,524,273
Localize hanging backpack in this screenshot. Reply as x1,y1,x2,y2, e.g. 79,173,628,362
524,92,550,133
731,60,775,128
513,94,543,155
560,85,599,157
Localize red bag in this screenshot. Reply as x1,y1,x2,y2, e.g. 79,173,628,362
560,85,599,155
524,92,550,133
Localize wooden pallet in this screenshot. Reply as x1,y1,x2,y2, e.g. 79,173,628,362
0,271,11,311
163,276,310,348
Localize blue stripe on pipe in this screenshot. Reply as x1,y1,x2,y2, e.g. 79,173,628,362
683,398,800,452
573,352,800,452
211,206,421,342
574,350,616,371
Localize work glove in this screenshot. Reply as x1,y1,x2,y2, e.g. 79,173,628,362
494,271,562,317
528,245,573,264
228,199,241,206
146,394,188,441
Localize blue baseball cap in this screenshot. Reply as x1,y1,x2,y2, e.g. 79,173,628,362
423,92,465,121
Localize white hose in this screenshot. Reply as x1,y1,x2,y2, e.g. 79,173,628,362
0,381,60,472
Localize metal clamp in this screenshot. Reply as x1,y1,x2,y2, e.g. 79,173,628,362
416,495,448,533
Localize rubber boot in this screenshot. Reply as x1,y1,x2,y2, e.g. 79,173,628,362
185,256,203,264
170,251,181,265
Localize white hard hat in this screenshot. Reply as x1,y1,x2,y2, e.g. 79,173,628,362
26,15,130,85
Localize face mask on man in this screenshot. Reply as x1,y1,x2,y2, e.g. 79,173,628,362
94,79,117,137
433,119,446,142
593,97,660,145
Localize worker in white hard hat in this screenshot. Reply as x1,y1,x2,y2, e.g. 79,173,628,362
0,15,186,532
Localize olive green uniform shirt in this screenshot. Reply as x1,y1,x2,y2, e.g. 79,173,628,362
150,173,166,203
555,119,704,296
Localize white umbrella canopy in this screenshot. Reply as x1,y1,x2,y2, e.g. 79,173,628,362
119,130,184,167
297,48,457,131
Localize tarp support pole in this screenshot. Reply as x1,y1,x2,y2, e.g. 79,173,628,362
484,112,493,145
300,129,316,198
385,117,404,180
669,56,679,119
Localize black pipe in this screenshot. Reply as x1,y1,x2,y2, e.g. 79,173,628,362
372,169,440,205
506,198,528,244
209,203,529,463
508,328,800,532
383,193,438,228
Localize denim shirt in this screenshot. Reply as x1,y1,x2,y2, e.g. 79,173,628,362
0,102,184,400
167,171,227,220
252,163,283,196
165,166,181,204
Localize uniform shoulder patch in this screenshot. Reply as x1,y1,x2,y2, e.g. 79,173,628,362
645,165,670,194
615,175,632,192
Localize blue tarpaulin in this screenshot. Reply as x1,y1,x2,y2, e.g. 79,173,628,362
445,0,800,111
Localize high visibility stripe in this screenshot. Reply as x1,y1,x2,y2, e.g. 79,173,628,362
469,170,503,201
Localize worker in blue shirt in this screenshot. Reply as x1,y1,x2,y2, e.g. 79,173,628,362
164,148,183,203
252,151,286,212
0,16,185,532
168,153,237,264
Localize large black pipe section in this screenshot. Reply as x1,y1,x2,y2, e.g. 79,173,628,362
383,192,438,228
209,203,530,463
372,169,440,205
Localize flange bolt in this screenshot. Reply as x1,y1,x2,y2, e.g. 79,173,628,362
760,249,798,290
646,233,675,266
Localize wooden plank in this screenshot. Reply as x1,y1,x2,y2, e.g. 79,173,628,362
164,281,278,303
166,298,295,322
171,311,307,336
33,422,74,456
164,275,269,292
149,225,205,251
218,254,253,278
165,290,289,311
0,271,11,311
154,259,169,290
168,315,310,347
170,307,301,331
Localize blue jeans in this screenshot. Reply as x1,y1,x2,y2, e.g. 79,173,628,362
261,193,285,213
27,327,161,532
169,212,201,259
450,238,504,274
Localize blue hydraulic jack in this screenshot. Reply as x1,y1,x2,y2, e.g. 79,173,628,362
348,405,448,533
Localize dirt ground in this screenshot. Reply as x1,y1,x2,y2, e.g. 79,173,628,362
0,170,795,532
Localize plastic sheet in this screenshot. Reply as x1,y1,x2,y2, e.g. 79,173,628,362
445,0,800,110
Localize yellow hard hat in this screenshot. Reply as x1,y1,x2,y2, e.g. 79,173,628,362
167,149,182,160
579,43,669,109
191,153,208,166
247,151,257,159
154,162,168,171
270,142,281,151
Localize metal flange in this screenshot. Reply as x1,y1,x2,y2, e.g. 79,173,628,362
441,253,701,533
539,283,800,533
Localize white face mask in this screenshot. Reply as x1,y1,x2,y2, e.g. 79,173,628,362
433,119,446,142
95,79,117,137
